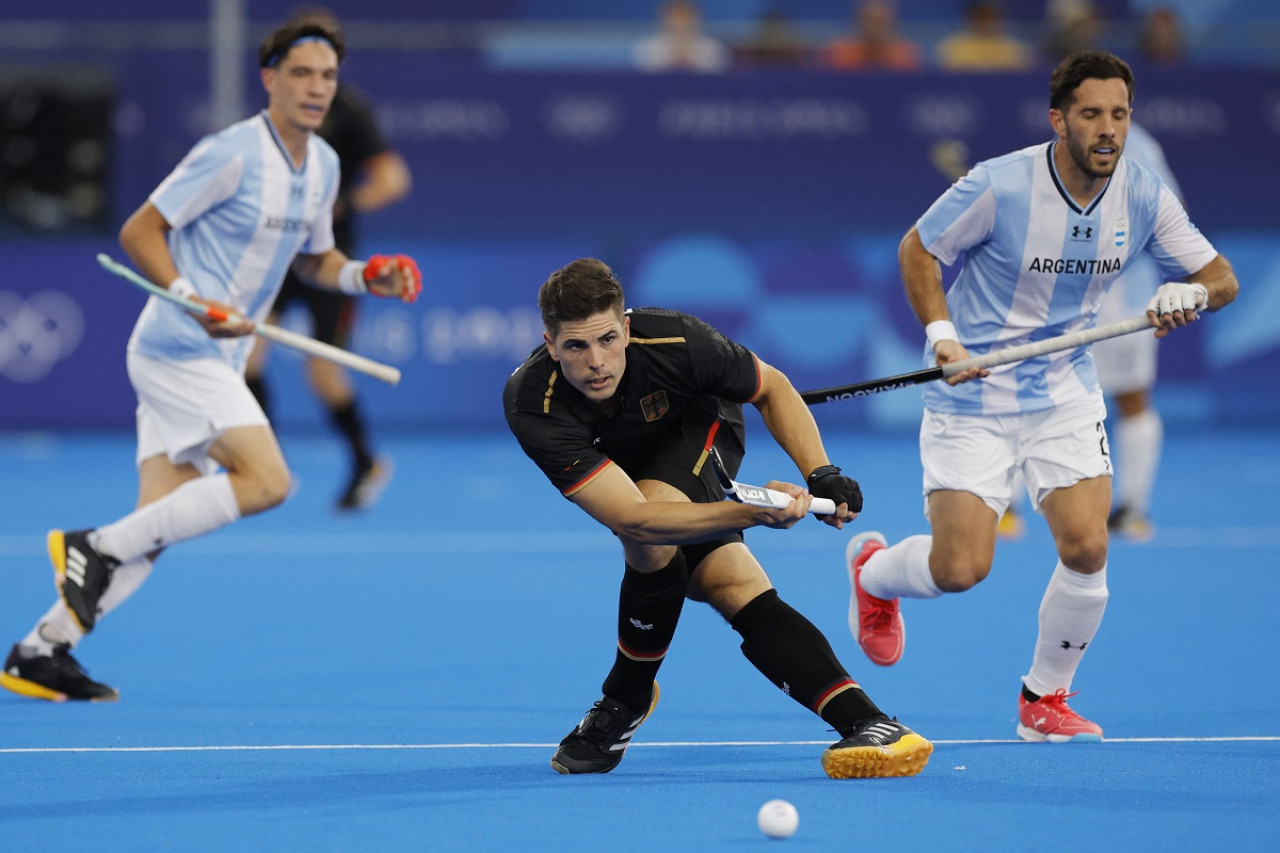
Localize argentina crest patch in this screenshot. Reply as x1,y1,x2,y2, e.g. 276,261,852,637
1112,220,1128,248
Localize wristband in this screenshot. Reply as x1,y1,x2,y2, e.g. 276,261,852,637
168,276,198,301
806,464,842,486
338,260,368,295
925,320,958,351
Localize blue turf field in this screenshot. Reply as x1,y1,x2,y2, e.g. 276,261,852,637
2,426,1278,851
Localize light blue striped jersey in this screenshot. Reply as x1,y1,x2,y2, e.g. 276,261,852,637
916,140,1216,415
1101,123,1183,318
128,111,340,373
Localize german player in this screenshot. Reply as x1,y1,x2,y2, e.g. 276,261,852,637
505,257,932,779
846,51,1238,741
1,16,421,703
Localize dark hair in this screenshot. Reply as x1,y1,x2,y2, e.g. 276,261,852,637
258,16,345,69
538,258,625,337
1050,50,1134,111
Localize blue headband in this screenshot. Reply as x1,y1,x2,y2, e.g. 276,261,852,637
266,35,334,68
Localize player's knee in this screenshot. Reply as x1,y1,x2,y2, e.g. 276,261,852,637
238,462,292,514
931,557,992,593
1058,534,1108,574
620,542,679,573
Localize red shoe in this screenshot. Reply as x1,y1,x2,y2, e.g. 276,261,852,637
1016,688,1104,743
845,532,903,666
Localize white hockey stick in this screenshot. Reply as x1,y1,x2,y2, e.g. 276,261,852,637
97,253,401,386
801,314,1156,404
708,446,838,516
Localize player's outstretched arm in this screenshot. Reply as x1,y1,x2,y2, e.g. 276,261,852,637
570,463,809,545
293,249,422,303
750,359,861,528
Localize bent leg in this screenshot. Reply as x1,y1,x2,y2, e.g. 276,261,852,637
598,480,693,709
693,543,884,735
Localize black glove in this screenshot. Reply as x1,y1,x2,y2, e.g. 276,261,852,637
807,464,863,514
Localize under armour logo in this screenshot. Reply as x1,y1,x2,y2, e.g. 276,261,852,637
1060,640,1089,650
1072,225,1093,239
629,618,653,630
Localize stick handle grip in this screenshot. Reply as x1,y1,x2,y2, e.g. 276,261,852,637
809,497,837,516
96,253,402,386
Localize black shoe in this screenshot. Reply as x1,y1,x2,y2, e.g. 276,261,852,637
48,529,118,634
337,456,393,511
1,643,119,702
550,683,660,775
821,716,933,779
1107,505,1154,542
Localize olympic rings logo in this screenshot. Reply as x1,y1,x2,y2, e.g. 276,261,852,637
0,290,85,383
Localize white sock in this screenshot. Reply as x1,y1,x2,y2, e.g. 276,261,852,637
1116,409,1162,515
22,602,83,655
92,473,241,563
20,557,154,655
1023,561,1108,696
860,535,943,600
97,557,154,618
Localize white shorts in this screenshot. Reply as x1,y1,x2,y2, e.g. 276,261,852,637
1094,260,1159,395
1093,326,1158,395
920,394,1112,518
128,352,267,475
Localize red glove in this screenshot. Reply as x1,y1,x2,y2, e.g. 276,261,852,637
364,254,422,303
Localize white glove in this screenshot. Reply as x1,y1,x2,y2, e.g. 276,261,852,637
1147,282,1208,317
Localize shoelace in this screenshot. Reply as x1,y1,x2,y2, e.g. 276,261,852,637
1035,688,1080,712
50,647,90,677
577,702,634,745
860,591,897,630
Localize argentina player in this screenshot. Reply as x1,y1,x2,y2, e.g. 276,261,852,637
2,16,422,703
845,51,1238,742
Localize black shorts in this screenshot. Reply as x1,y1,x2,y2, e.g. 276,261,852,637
629,411,746,568
271,271,357,348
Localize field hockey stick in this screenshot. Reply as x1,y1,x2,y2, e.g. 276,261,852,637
708,446,838,516
96,253,402,386
800,314,1155,404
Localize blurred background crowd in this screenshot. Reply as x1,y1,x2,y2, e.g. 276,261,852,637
1,1,1277,435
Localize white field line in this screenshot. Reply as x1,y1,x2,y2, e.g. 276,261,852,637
2,735,1277,755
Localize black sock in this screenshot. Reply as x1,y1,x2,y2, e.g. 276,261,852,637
731,589,884,736
246,376,271,421
328,399,372,470
601,551,689,710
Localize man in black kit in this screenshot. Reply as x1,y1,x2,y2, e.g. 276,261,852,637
503,257,933,779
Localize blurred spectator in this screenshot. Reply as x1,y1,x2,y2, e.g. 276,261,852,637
820,0,923,72
936,1,1034,71
633,0,731,73
1042,0,1104,63
737,8,810,68
1136,6,1185,66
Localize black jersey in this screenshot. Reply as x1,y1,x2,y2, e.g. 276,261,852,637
504,308,762,497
